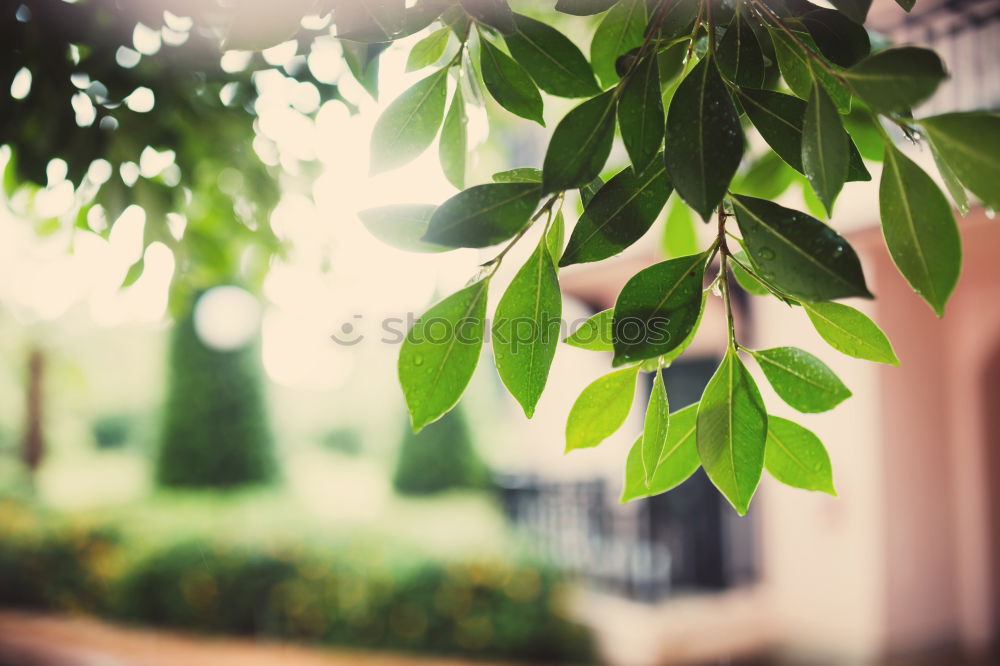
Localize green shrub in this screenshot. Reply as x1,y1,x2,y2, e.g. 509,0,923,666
392,407,492,496
92,413,136,449
154,294,276,488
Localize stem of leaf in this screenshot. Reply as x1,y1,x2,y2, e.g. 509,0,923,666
481,193,560,274
715,204,737,348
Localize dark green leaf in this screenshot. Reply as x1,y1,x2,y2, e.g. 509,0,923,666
621,403,700,501
654,0,701,41
826,0,870,26
803,301,899,365
800,8,870,68
590,0,646,88
580,176,604,207
697,347,767,515
407,27,452,71
479,37,545,125
370,68,449,174
769,28,851,113
555,0,618,15
504,14,601,98
843,47,947,113
642,368,670,483
399,278,489,432
765,416,836,495
493,238,562,417
661,199,699,258
928,138,969,215
492,167,543,183
618,54,664,173
439,88,467,189
802,80,849,214
879,143,961,316
717,13,765,87
919,112,1000,210
752,346,852,413
612,251,707,364
542,91,618,194
342,41,385,100
424,182,542,248
564,308,613,352
359,204,451,252
566,365,640,452
731,195,872,301
739,88,870,182
664,55,744,220
560,158,671,266
460,0,517,35
895,0,916,11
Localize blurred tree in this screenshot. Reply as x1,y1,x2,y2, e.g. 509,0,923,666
393,407,491,496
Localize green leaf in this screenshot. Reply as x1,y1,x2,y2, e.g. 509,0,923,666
504,14,601,98
359,204,451,252
399,278,489,432
928,138,969,216
661,198,699,259
580,175,604,207
739,88,869,182
555,0,618,15
566,365,640,452
492,167,542,183
802,80,849,214
370,68,449,174
731,195,872,302
730,250,771,296
879,143,961,316
664,55,744,220
642,368,670,484
769,28,851,113
559,158,671,266
333,0,406,42
621,403,700,502
611,251,707,364
423,182,542,248
800,7,871,68
843,47,947,113
460,0,516,35
697,347,767,516
479,37,545,125
732,152,798,200
765,416,836,495
617,53,664,173
439,88,467,189
919,112,1000,210
752,346,852,413
717,13,765,88
121,257,144,288
895,0,916,11
493,238,562,418
803,301,899,365
342,41,385,100
542,90,618,194
547,210,566,260
407,27,452,71
564,308,613,352
826,0,871,27
590,0,646,88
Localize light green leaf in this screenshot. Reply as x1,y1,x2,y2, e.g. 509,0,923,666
564,308,613,352
843,47,946,112
618,53,664,173
555,0,617,15
504,13,601,98
730,250,771,296
697,347,767,516
370,67,449,174
566,365,640,452
399,278,490,432
642,368,670,484
928,138,969,215
879,143,961,316
765,416,836,495
661,198,699,259
406,27,452,71
333,0,406,42
493,238,562,418
612,251,708,364
546,210,565,260
769,28,851,113
803,301,899,365
802,80,849,214
359,204,451,252
439,87,467,189
479,37,544,125
664,54,744,220
423,182,541,248
731,195,872,301
590,0,646,89
919,112,1000,210
621,403,700,502
560,158,671,266
542,90,618,194
342,41,382,100
752,346,852,413
492,167,542,183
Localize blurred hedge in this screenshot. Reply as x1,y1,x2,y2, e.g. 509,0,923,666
393,407,493,496
0,499,594,663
